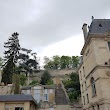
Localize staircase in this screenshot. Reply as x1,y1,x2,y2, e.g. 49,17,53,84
55,84,68,105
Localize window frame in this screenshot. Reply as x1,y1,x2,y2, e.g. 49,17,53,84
86,94,89,103
91,77,96,96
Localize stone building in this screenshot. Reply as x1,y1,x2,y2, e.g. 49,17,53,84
0,94,38,110
78,18,110,110
21,84,56,109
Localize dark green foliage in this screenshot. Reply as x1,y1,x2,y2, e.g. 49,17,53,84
53,55,61,69
46,79,53,85
40,70,52,85
18,53,29,61
2,58,14,84
18,53,38,76
71,56,79,68
68,91,80,102
70,72,79,81
2,32,20,84
1,32,39,85
26,59,38,69
29,80,39,85
63,72,80,102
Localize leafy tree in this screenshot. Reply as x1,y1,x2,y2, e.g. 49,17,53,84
71,56,79,68
53,55,60,69
44,60,54,69
70,72,79,82
18,53,38,76
68,91,79,101
2,32,20,84
1,32,39,85
29,80,39,85
44,56,50,65
60,56,66,69
19,74,27,86
40,70,51,85
46,79,53,85
43,55,80,70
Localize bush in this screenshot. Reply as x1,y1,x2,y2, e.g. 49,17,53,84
63,72,81,102
40,70,52,85
29,80,38,85
68,91,80,102
46,79,53,85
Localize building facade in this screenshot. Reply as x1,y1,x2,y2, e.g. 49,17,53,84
21,84,55,109
0,94,38,110
78,19,110,110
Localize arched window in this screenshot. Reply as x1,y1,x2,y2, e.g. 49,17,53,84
91,77,96,95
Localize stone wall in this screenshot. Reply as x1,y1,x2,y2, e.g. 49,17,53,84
0,84,13,95
28,69,76,84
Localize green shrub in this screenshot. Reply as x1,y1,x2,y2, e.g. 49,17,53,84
29,80,38,85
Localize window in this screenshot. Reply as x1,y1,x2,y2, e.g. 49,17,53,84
99,24,102,27
85,81,87,90
97,105,100,110
15,107,24,110
92,106,95,110
82,84,84,92
91,77,96,96
108,42,110,50
87,94,89,103
44,94,48,101
83,67,85,76
83,96,85,105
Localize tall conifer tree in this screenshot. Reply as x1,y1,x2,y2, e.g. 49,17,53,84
2,32,20,84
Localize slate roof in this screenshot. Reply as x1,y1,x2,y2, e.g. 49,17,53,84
0,94,37,105
89,19,110,34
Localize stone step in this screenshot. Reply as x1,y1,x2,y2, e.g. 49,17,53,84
55,84,68,105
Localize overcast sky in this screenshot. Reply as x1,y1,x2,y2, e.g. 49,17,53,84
0,0,110,65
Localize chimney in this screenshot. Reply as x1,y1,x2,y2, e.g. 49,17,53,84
82,23,88,40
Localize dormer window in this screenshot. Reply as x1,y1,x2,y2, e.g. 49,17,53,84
99,24,102,27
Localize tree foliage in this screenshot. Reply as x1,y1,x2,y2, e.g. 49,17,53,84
1,32,39,85
18,53,38,76
2,32,20,84
63,72,80,102
40,70,52,85
29,80,39,85
44,55,79,70
19,74,27,86
0,57,3,67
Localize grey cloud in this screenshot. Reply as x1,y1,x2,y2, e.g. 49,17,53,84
0,0,110,56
